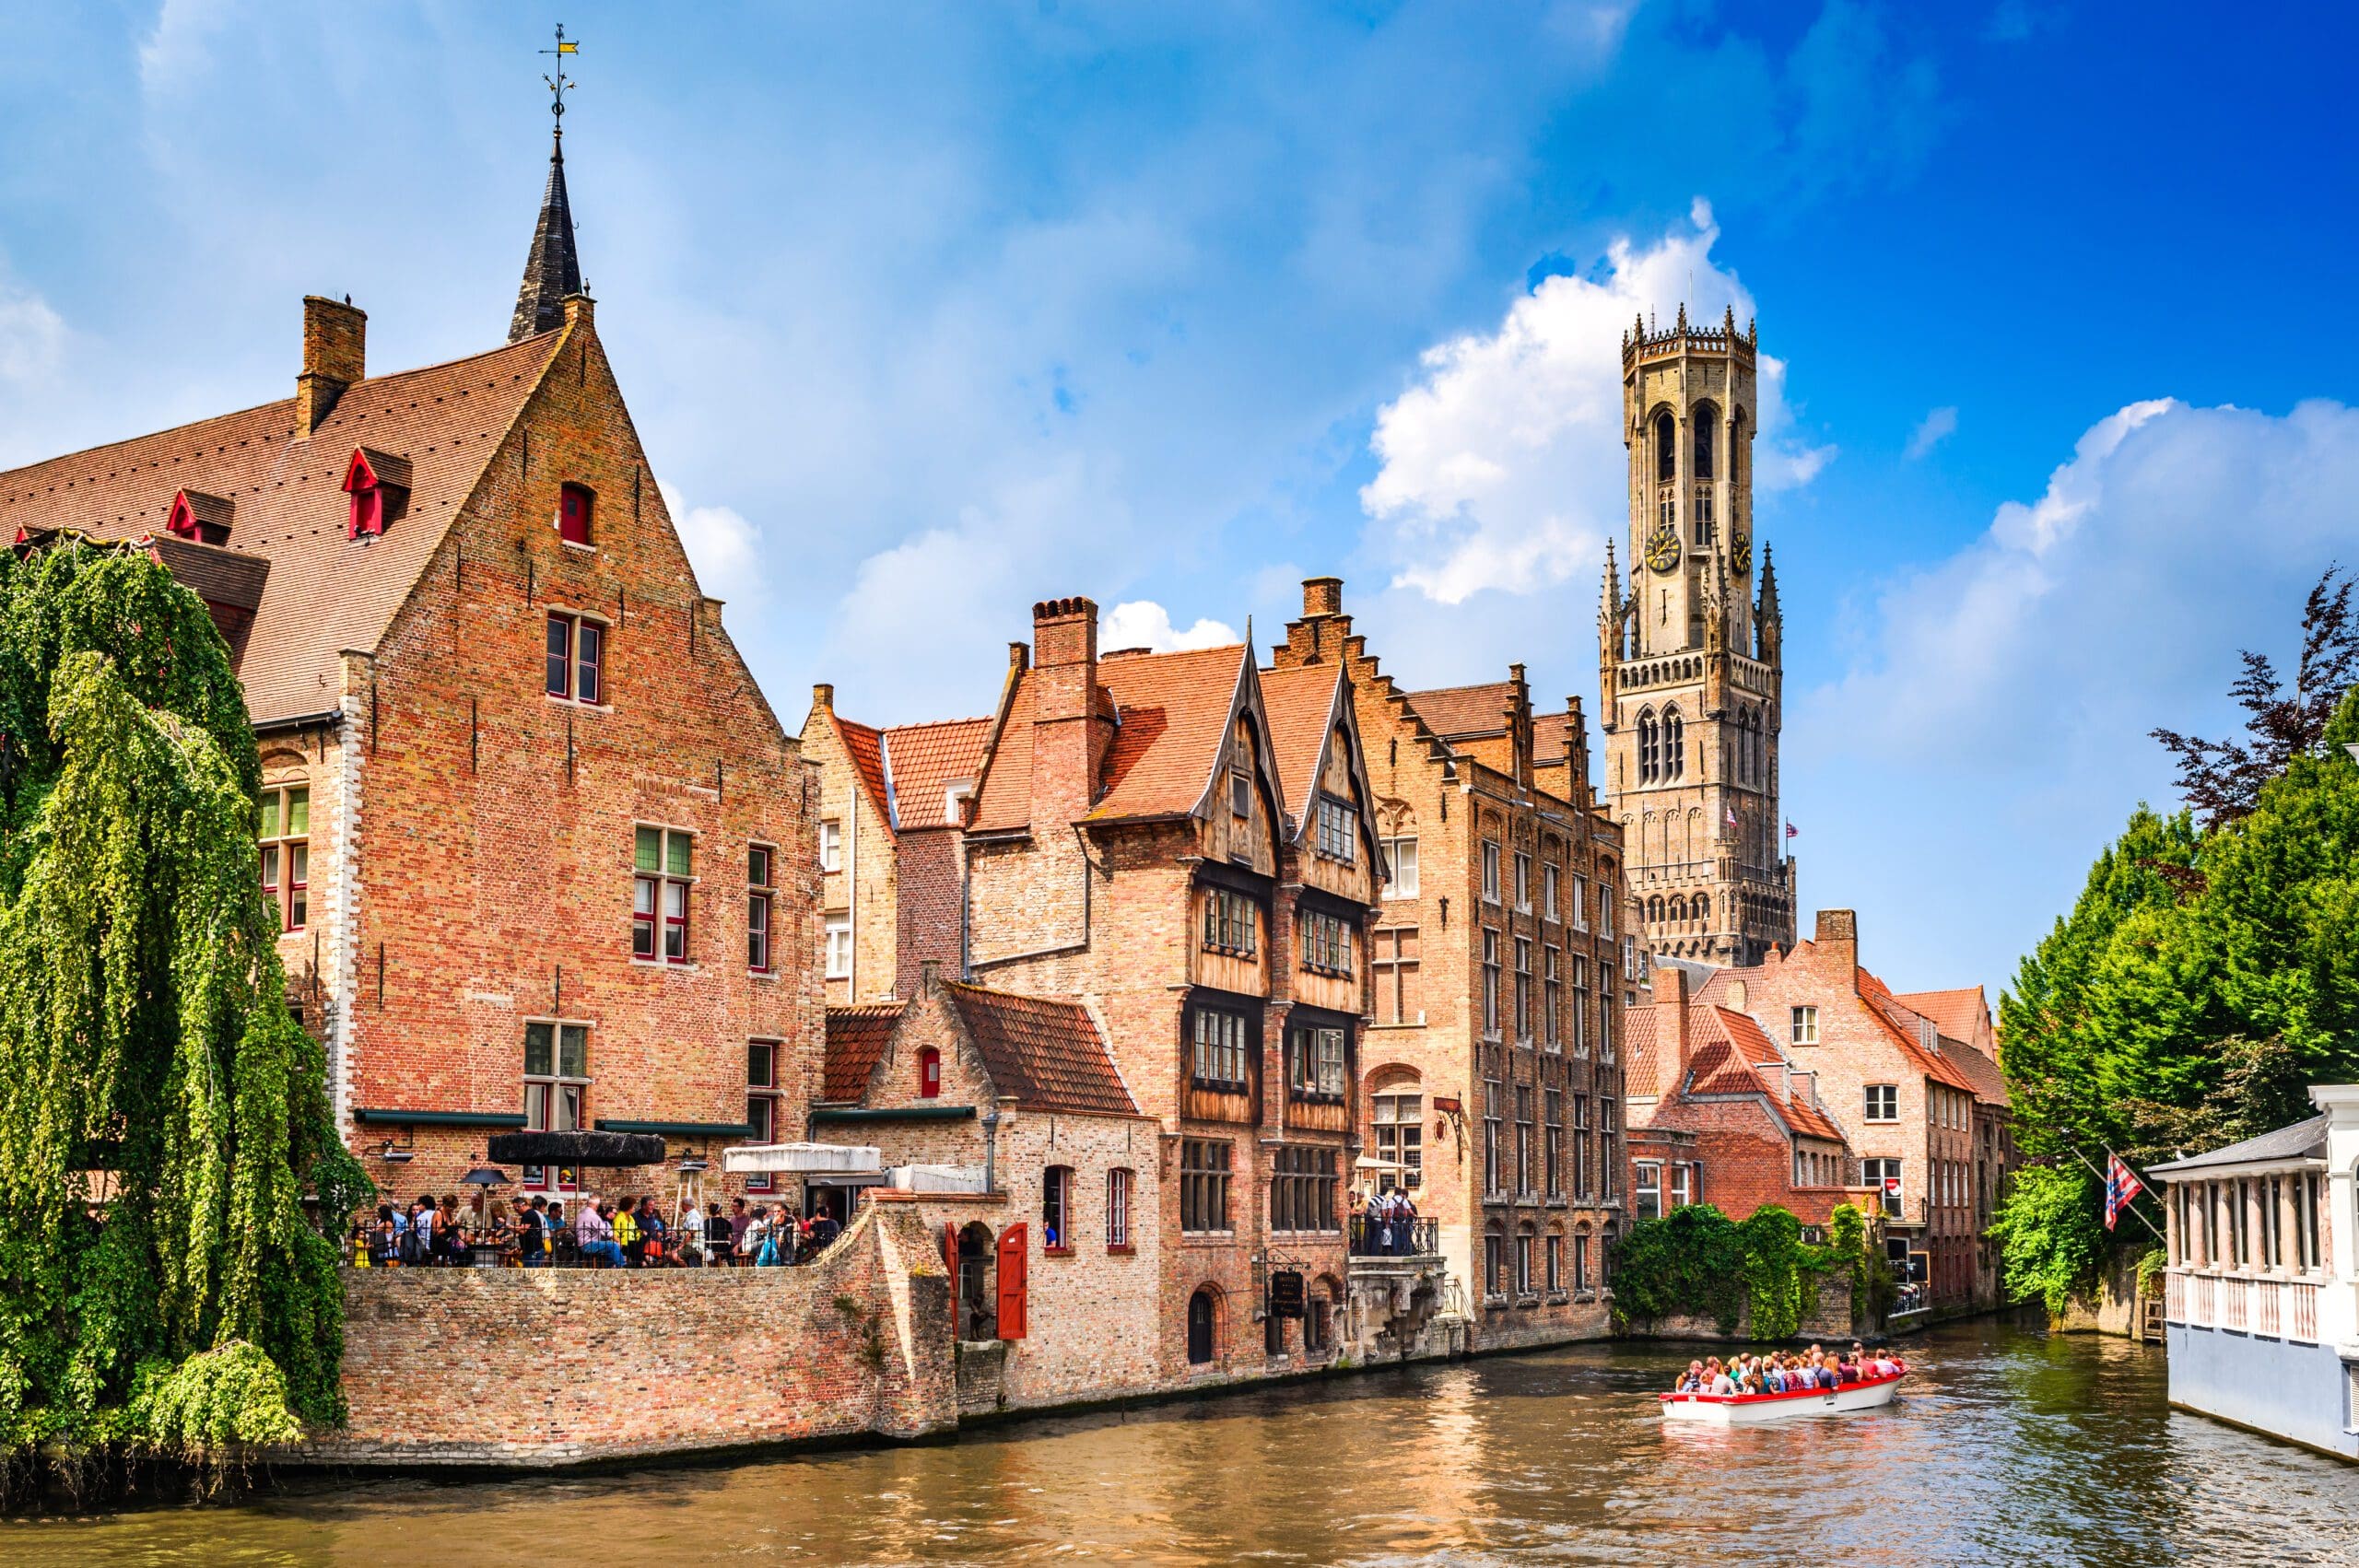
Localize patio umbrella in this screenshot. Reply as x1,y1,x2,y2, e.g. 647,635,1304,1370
486,1129,666,1167
460,1165,510,1246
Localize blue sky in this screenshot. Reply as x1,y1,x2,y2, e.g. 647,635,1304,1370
2,2,2354,1000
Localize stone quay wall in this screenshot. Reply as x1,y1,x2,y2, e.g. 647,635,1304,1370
291,1205,954,1468
1616,1271,1856,1344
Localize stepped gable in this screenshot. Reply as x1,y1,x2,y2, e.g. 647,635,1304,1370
944,983,1136,1117
0,331,563,725
823,1002,907,1102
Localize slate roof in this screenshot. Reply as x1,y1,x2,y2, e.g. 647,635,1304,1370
0,330,564,725
1400,681,1514,740
822,1002,906,1103
2148,1115,2329,1175
510,137,584,343
944,984,1137,1117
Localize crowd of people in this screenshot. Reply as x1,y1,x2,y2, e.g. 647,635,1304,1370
1670,1340,1903,1396
357,1190,844,1269
1358,1188,1423,1254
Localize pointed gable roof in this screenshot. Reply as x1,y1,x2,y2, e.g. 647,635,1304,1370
0,331,565,725
1895,987,1993,1054
944,984,1138,1117
883,717,991,831
1857,968,1979,1095
823,1002,907,1103
1088,643,1257,822
511,135,584,343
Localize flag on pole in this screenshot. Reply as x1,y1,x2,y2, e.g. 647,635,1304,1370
1785,820,1799,840
1725,803,1738,827
2103,1153,2145,1231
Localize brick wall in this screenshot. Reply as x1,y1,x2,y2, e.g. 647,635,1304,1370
300,1204,954,1466
893,826,964,997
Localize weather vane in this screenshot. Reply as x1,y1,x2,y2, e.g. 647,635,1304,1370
541,22,580,140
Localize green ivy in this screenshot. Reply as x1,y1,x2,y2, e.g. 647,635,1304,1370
0,541,368,1492
1609,1202,1878,1339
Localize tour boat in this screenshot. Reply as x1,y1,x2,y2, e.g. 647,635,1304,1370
1658,1362,1907,1425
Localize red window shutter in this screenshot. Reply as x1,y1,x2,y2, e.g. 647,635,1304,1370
943,1223,959,1339
997,1223,1028,1340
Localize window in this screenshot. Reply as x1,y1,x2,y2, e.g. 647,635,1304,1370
1043,1166,1074,1251
1574,1094,1591,1200
1481,841,1502,903
1635,1162,1662,1221
1485,1232,1504,1298
1600,1099,1618,1196
1599,881,1614,940
1272,1146,1339,1233
1573,874,1589,930
343,451,392,539
1546,1234,1563,1293
1191,1004,1250,1092
1573,1231,1590,1293
1543,862,1559,922
1373,928,1421,1024
1514,852,1532,911
1791,1005,1818,1045
1654,409,1676,482
1300,909,1353,977
1866,1083,1898,1122
1514,939,1532,1041
1181,1140,1232,1233
824,916,851,978
1544,1088,1564,1199
1865,1158,1903,1218
1516,1232,1534,1295
1515,1086,1534,1197
1661,708,1684,780
919,1046,942,1098
631,826,694,963
746,844,776,972
1482,930,1501,1036
1483,1081,1504,1198
1571,955,1590,1056
1287,1024,1347,1100
1203,887,1259,958
557,482,594,545
1231,767,1252,820
545,612,604,703
1670,1163,1692,1208
1598,972,1615,1061
1543,948,1562,1049
1373,1093,1422,1189
257,782,309,935
746,1041,780,1190
522,1021,589,1188
1381,836,1418,899
1693,404,1717,482
1314,796,1357,863
1638,710,1659,783
1107,1168,1133,1248
818,819,842,872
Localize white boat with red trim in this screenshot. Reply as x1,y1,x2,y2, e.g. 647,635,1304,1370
1658,1363,1907,1425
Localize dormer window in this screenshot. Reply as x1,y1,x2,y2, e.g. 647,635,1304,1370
166,490,233,546
557,483,594,546
341,448,411,542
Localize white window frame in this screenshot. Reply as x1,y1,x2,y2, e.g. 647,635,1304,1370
819,818,843,872
1381,836,1419,900
824,915,852,978
1791,1005,1819,1046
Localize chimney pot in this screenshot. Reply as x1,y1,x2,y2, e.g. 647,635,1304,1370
813,682,834,710
296,295,366,436
1302,576,1344,618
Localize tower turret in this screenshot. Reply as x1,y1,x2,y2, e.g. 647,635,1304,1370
510,26,587,343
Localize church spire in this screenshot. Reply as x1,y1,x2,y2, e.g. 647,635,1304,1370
510,25,585,344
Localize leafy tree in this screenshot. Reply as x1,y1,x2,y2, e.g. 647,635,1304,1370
0,541,365,1491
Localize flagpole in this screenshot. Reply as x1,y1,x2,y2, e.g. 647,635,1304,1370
2066,1144,2165,1244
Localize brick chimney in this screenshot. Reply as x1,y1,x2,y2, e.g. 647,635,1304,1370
1652,959,1692,1082
1302,576,1344,618
812,682,835,711
1274,576,1356,669
1814,908,1858,974
1028,596,1106,825
296,295,366,437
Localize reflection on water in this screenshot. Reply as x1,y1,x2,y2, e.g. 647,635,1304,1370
11,1318,2357,1566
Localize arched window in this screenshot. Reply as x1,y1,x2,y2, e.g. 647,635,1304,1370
919,1047,942,1098
1188,1288,1218,1364
1647,895,1664,924
1637,709,1659,784
1668,895,1687,923
1654,410,1676,483
1662,708,1684,780
1693,404,1717,481
1694,893,1710,925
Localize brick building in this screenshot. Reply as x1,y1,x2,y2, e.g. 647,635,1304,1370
0,130,823,1201
959,599,1384,1379
1666,910,2015,1309
1624,963,1873,1230
1268,578,1634,1350
800,685,990,1002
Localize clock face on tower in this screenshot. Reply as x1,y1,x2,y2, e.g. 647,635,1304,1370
1644,521,1680,574
1731,527,1753,575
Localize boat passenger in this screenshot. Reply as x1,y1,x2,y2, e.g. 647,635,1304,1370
1675,1360,1704,1393
1764,1360,1788,1394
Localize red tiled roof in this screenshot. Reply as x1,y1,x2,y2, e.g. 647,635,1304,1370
970,671,1036,834
1089,644,1249,822
1708,1007,1846,1141
1530,710,1575,765
835,714,891,836
944,984,1137,1117
823,1002,906,1102
1400,681,1514,740
0,331,566,726
1261,662,1343,826
1895,987,1990,1051
883,717,989,831
1858,969,1979,1095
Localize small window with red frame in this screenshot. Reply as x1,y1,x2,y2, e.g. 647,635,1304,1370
919,1047,942,1098
557,484,594,546
546,611,604,704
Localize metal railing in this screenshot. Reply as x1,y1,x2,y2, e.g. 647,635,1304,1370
1349,1215,1439,1258
349,1224,834,1270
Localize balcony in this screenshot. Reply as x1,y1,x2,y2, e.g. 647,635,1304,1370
1349,1215,1439,1258
2164,1267,2324,1344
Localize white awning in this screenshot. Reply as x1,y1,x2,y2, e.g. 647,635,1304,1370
721,1141,883,1176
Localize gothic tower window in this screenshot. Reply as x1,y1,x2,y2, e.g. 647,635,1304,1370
1654,410,1676,483
1668,895,1687,924
1637,709,1659,784
1694,893,1710,925
1693,404,1716,481
1661,708,1684,780
1648,895,1664,925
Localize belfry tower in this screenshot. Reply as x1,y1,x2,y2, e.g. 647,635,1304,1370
1598,305,1793,966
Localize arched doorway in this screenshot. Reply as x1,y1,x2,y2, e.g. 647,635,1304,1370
1187,1287,1217,1364
957,1222,997,1340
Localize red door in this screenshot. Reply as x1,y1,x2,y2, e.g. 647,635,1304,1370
943,1223,960,1337
997,1223,1029,1340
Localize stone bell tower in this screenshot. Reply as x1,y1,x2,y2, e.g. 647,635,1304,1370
1597,304,1794,965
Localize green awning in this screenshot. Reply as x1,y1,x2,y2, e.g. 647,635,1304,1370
593,1118,753,1139
353,1107,529,1129
808,1106,976,1125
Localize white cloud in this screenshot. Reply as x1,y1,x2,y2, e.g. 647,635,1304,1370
1360,199,1832,604
0,281,64,384
659,482,770,614
1904,404,1957,460
1100,600,1240,654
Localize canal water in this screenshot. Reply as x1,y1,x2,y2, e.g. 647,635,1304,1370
12,1318,2356,1566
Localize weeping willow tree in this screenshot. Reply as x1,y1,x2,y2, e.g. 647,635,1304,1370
0,539,366,1488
